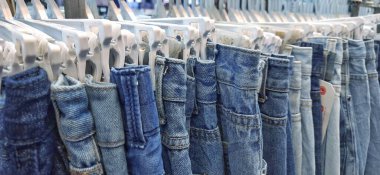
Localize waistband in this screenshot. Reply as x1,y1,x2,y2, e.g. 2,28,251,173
364,39,376,60
194,58,217,103
263,56,291,92
290,61,302,90
214,43,263,90
348,39,366,60
290,45,313,76
308,37,343,65
300,42,324,77
4,67,55,145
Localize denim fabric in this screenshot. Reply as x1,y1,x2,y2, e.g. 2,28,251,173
111,65,164,175
289,60,302,175
0,93,7,174
188,57,225,175
374,40,380,78
154,56,192,175
186,58,196,132
1,67,68,175
308,37,342,175
340,40,359,175
213,43,264,175
51,74,103,175
300,42,324,175
348,39,371,175
364,40,380,175
291,45,315,175
84,75,128,175
259,55,292,175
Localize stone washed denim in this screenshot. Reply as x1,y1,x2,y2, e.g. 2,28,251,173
308,37,342,175
0,67,68,175
348,39,371,175
187,57,225,175
155,56,192,175
364,40,380,175
51,74,103,175
374,40,380,79
289,60,302,175
272,54,296,175
111,65,164,175
291,45,315,175
185,58,196,132
84,75,128,175
259,55,292,175
300,42,324,175
212,43,265,175
340,40,359,175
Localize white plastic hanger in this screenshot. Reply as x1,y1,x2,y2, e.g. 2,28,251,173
137,21,198,61
140,17,215,60
215,23,264,50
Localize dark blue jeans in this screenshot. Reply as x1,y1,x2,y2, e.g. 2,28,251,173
155,56,192,175
259,54,292,175
213,43,265,175
300,42,324,175
188,57,225,175
3,67,69,174
111,65,164,175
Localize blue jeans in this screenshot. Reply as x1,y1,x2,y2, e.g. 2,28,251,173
212,43,265,175
308,37,343,175
51,74,103,174
2,67,68,174
340,40,359,175
111,65,164,175
300,42,324,175
348,39,371,175
291,45,315,175
85,75,128,175
187,57,225,175
155,56,192,175
364,40,380,175
289,60,302,175
259,55,292,175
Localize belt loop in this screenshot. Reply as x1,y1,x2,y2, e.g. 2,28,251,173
155,57,166,126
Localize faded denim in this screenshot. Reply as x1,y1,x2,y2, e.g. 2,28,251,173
364,40,380,175
85,75,128,175
289,60,302,175
155,56,192,175
111,65,164,175
300,42,324,175
185,58,196,132
212,43,264,175
188,57,225,175
1,67,68,175
291,45,315,175
340,40,359,175
308,37,342,175
259,55,292,175
51,74,103,175
348,39,371,175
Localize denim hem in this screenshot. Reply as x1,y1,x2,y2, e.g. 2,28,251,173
69,163,103,175
161,133,190,150
51,75,83,92
350,74,369,80
190,127,221,141
84,74,116,89
261,113,288,126
219,105,261,128
111,66,150,75
3,67,47,89
291,113,301,122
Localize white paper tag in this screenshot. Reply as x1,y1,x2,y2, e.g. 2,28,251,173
320,80,335,141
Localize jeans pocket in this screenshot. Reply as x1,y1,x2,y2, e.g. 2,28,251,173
219,106,261,175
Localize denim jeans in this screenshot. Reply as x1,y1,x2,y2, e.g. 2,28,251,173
155,56,192,175
187,57,225,175
364,40,380,175
259,55,292,175
186,58,196,132
84,75,128,175
0,93,6,174
291,45,315,175
111,65,164,175
51,74,103,175
212,43,265,175
300,42,324,175
348,39,371,175
308,37,343,175
340,40,359,175
289,60,302,175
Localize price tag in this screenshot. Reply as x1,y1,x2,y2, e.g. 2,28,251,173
320,80,335,141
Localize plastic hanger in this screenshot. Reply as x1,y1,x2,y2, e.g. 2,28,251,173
119,0,137,21
140,17,215,60
215,23,264,50
215,29,252,48
45,0,64,19
137,21,198,61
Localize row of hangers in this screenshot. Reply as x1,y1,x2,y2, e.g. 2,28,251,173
0,0,379,90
